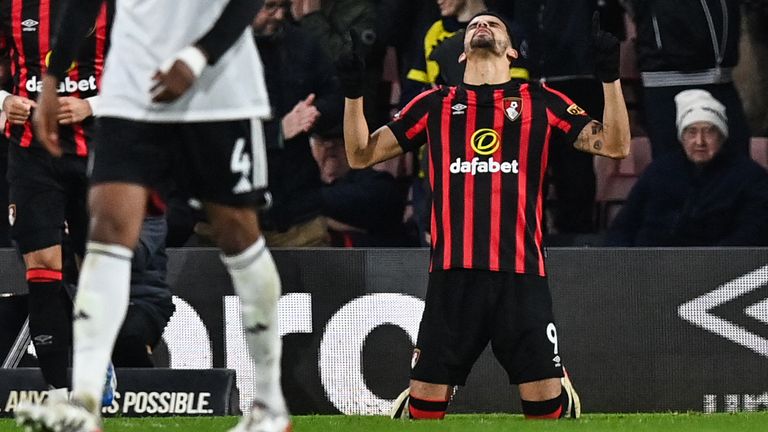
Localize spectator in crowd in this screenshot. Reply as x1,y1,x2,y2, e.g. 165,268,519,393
405,0,529,94
309,127,414,247
292,0,391,128
628,0,750,156
606,89,768,246
529,1,625,236
418,2,530,87
253,0,343,246
113,215,175,367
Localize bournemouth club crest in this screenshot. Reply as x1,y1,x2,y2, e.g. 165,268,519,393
503,97,522,122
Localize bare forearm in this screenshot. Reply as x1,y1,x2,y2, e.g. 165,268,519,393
344,97,372,168
600,81,631,159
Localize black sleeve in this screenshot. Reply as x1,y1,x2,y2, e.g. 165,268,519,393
195,0,263,65
718,166,768,246
386,88,438,153
541,84,594,146
48,0,104,80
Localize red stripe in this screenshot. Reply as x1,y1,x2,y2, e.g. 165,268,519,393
525,406,563,420
462,90,476,268
428,127,436,273
542,83,577,106
94,3,108,87
408,405,446,420
488,89,505,271
547,109,572,134
406,113,428,139
39,0,50,71
26,268,63,281
69,66,88,156
398,88,440,120
535,124,552,276
12,0,33,147
440,88,456,269
515,84,532,273
343,233,354,248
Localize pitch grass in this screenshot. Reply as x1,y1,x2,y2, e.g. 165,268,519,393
2,412,768,431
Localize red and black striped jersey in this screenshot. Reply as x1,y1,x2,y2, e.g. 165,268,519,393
0,0,112,156
388,80,593,276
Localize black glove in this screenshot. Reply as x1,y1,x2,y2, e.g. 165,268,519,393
592,11,620,83
335,29,366,99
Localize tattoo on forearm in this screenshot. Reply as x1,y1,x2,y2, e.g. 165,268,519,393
593,140,603,150
591,122,604,135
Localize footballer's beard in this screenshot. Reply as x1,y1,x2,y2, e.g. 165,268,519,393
469,35,504,55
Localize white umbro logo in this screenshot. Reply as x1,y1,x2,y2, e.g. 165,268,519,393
451,103,467,115
21,19,38,32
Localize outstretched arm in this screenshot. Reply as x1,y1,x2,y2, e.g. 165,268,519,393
337,30,402,169
344,97,402,169
574,11,630,159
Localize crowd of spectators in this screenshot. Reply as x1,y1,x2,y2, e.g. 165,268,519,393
1,0,767,251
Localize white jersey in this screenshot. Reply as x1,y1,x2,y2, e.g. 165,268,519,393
98,0,270,122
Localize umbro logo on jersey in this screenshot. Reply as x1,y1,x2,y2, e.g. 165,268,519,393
451,103,467,115
21,19,38,32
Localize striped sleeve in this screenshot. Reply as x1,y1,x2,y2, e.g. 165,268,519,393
386,88,438,153
541,84,594,146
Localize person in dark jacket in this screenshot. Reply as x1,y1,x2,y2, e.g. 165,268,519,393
629,0,749,156
606,89,768,246
310,128,414,247
253,2,343,246
113,215,175,367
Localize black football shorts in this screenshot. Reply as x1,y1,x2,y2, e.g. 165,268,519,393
411,269,565,386
7,146,88,255
91,117,268,207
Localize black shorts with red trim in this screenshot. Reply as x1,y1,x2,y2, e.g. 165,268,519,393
6,146,88,255
92,117,269,208
411,269,565,386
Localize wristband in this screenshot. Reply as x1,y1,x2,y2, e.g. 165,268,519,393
86,95,101,116
160,46,207,78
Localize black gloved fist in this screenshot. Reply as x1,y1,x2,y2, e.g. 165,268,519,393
592,11,620,83
335,29,366,99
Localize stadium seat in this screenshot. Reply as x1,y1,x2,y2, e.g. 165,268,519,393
750,137,768,170
594,137,652,228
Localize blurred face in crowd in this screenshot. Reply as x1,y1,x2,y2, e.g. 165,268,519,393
460,15,516,63
680,121,725,166
437,0,466,17
311,135,351,183
253,0,290,36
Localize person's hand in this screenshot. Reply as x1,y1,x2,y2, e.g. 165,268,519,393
592,11,621,83
31,75,62,157
151,59,197,103
291,0,321,20
57,96,93,125
282,93,320,140
2,94,36,125
335,29,366,99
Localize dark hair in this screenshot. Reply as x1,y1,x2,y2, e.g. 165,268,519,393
468,11,516,48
